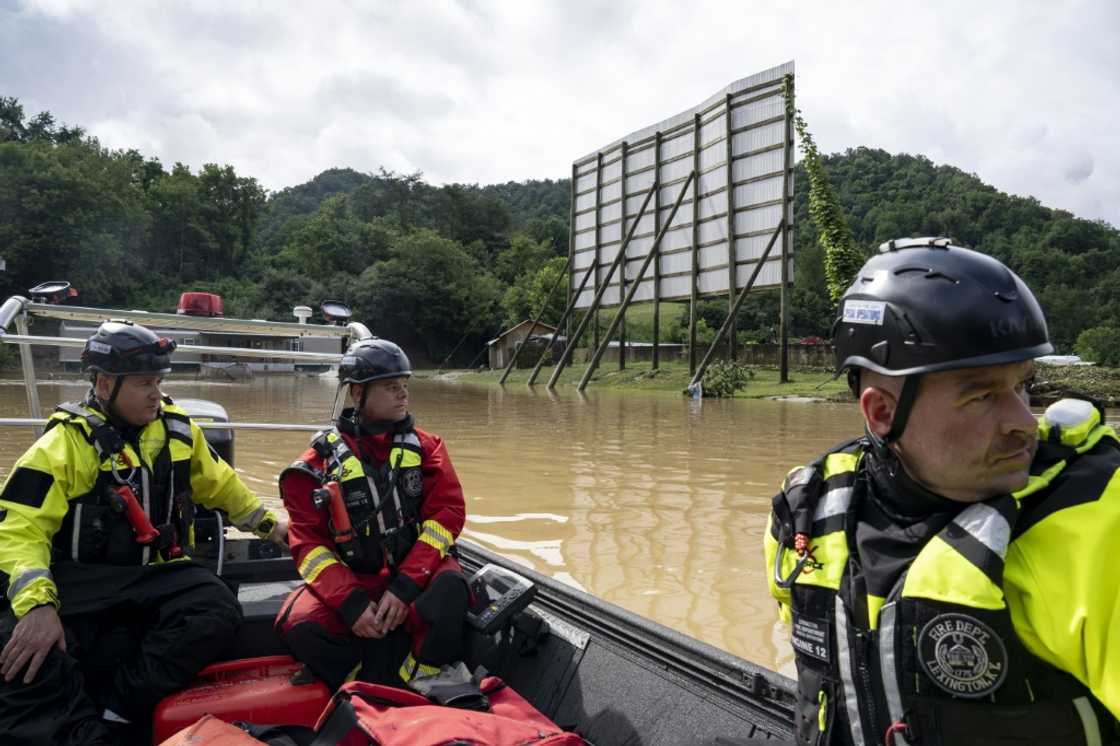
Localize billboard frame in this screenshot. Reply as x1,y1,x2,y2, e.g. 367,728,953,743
563,62,796,385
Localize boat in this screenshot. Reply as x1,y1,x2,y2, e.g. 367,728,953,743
0,290,797,744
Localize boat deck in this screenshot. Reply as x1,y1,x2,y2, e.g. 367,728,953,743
231,542,797,745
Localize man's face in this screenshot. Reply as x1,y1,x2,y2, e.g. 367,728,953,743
353,377,410,423
98,374,163,427
879,361,1038,502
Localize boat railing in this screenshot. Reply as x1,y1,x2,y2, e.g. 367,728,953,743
0,294,370,436
0,418,327,432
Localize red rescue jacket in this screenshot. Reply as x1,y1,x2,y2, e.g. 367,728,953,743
282,424,466,627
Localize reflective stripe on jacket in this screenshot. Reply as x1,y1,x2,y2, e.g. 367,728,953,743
281,424,465,628
765,399,1120,745
0,396,276,617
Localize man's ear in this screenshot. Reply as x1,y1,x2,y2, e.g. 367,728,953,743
93,374,112,401
348,383,362,405
860,385,897,438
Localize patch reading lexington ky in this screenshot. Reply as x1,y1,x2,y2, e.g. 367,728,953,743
919,613,1008,698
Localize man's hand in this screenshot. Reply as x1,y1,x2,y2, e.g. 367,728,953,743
351,603,383,638
372,591,408,636
1,605,66,684
269,518,289,548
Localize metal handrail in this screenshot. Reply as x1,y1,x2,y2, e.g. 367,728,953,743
20,299,367,338
0,294,372,437
0,333,345,363
0,417,327,432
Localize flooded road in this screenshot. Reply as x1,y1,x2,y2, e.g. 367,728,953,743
0,374,866,675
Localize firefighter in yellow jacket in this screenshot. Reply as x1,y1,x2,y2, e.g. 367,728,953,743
0,320,287,745
766,238,1119,745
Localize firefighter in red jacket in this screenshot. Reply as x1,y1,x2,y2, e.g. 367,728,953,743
275,338,468,691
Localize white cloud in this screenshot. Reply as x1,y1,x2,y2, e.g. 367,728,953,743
1,0,1117,225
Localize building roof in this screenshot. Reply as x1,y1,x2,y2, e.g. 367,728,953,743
487,319,559,346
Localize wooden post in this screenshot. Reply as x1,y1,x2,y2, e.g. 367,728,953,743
578,172,696,391
593,152,602,355
724,94,737,363
779,77,794,383
689,221,783,389
618,141,628,370
688,113,700,376
498,258,570,384
547,182,657,389
652,131,662,371
566,162,577,345
527,258,597,386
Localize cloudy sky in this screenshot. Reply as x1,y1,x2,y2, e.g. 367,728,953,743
2,0,1117,225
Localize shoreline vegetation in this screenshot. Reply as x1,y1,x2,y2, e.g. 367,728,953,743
427,363,1120,408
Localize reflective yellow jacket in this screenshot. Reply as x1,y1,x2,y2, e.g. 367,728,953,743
766,398,1120,744
0,397,278,618
1003,401,1120,720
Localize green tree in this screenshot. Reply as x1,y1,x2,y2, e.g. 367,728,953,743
500,256,567,327
352,230,502,361
1075,327,1120,366
495,234,552,284
275,195,395,282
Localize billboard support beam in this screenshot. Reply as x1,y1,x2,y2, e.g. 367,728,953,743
546,181,658,389
566,162,577,346
652,131,663,371
688,113,701,377
526,257,597,386
577,171,696,392
688,219,784,391
779,77,794,383
724,94,737,363
593,152,603,356
618,141,628,371
498,257,570,385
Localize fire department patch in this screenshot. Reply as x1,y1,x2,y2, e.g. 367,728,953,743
918,613,1008,698
402,469,424,498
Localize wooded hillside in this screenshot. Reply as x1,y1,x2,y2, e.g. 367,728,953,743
3,97,1116,364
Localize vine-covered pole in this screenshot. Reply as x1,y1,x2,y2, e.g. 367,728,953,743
782,74,862,306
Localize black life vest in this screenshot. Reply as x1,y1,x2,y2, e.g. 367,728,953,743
45,398,195,566
766,399,1120,745
289,426,425,574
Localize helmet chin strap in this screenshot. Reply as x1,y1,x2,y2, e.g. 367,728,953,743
94,373,125,410
882,375,919,445
345,382,371,436
865,373,920,477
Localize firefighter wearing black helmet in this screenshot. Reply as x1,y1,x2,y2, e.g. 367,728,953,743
275,337,470,693
765,238,1120,745
0,319,287,745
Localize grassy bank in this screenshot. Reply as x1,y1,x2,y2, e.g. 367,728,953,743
430,362,1120,406
432,361,853,400
1032,364,1120,406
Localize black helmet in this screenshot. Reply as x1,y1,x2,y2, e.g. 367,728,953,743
82,320,177,376
339,338,411,384
834,237,1052,378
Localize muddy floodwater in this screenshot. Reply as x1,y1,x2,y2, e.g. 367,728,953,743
0,374,871,676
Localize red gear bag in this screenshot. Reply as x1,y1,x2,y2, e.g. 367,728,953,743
317,676,584,746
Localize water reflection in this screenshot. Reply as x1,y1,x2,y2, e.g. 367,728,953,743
0,373,866,672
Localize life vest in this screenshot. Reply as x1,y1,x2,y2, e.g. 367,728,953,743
766,399,1120,746
289,427,425,574
45,397,195,565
